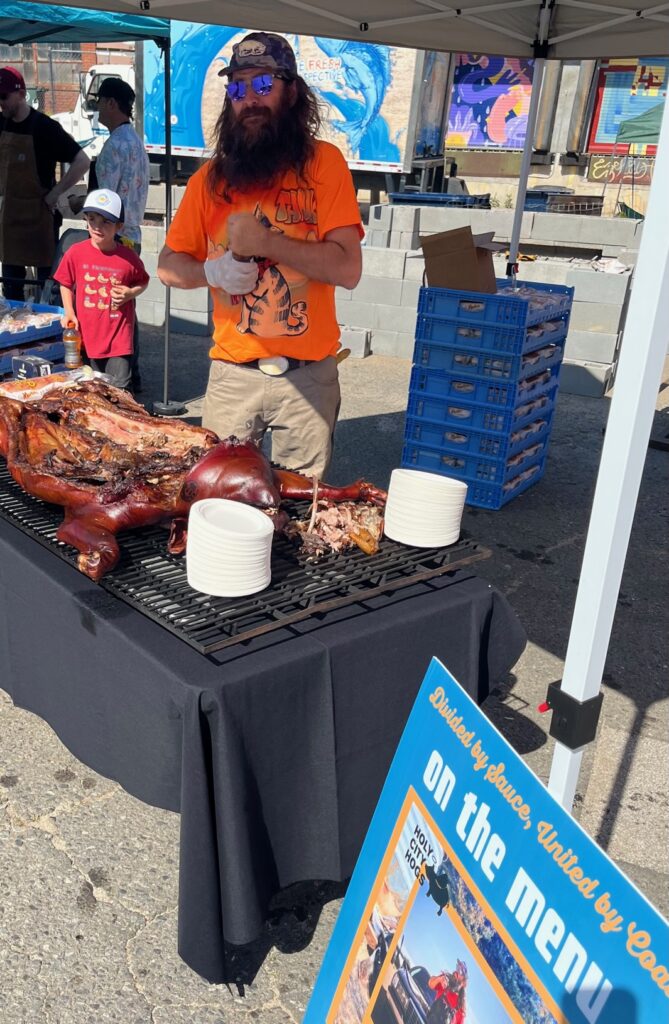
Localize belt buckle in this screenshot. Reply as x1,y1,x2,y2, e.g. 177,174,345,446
257,356,290,376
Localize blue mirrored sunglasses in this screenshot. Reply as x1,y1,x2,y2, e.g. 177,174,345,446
225,74,287,102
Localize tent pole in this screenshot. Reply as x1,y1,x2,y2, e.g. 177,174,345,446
507,57,545,276
547,96,669,810
154,33,185,417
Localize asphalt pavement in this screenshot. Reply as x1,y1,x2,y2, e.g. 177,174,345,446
0,324,667,1023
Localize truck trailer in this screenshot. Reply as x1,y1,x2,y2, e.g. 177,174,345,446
53,21,451,194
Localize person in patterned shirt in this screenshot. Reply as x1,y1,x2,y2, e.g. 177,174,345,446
92,77,150,393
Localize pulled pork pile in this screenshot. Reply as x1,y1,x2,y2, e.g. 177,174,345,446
285,499,384,559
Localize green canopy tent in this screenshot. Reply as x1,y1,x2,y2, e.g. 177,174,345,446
616,102,664,146
611,102,664,218
0,3,183,411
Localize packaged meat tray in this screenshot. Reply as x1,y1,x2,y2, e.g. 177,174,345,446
0,300,63,351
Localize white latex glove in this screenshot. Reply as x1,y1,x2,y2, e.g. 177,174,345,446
203,250,259,294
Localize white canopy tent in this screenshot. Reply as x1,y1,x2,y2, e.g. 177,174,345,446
41,1,669,810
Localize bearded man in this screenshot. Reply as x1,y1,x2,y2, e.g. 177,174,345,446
158,32,362,477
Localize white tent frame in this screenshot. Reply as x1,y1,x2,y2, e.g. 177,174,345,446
38,0,669,812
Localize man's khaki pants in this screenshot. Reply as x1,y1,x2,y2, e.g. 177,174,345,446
202,357,341,478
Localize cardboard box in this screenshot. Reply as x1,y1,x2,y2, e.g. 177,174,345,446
12,355,59,379
419,226,502,293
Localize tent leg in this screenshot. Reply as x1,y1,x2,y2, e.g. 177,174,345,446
153,34,185,418
547,96,669,810
507,57,545,276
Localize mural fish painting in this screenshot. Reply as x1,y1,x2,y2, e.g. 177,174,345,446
313,37,392,155
145,23,239,147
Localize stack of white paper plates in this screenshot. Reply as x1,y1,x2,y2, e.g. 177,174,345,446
384,469,467,548
186,498,273,597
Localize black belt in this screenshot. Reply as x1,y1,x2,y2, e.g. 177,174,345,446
236,358,316,372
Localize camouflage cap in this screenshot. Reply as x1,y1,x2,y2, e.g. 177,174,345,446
218,32,297,78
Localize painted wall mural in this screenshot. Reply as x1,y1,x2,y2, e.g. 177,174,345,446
588,58,668,154
445,54,534,150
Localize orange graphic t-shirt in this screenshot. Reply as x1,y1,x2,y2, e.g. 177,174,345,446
165,141,363,363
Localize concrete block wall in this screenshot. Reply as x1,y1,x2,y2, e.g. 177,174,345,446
366,204,643,260
335,243,633,395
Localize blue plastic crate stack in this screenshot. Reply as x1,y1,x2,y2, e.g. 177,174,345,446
402,279,574,509
0,300,65,379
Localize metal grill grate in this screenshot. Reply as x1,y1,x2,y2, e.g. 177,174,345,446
0,461,488,655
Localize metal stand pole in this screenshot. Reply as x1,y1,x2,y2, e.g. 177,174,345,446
507,57,546,278
153,35,186,417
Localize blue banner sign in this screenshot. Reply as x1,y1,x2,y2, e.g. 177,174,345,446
305,658,668,1023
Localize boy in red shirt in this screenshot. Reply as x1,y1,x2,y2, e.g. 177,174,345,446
55,188,149,391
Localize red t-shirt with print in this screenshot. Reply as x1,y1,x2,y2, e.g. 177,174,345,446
54,239,149,359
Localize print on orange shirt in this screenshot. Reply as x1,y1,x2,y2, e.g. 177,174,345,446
211,192,318,341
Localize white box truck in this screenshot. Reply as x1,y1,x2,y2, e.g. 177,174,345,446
54,22,451,193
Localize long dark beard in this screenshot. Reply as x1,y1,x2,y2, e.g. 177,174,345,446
208,84,319,199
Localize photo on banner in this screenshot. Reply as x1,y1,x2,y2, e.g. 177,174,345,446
304,659,668,1023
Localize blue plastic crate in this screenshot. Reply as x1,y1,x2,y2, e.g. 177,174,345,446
406,384,557,435
408,363,561,411
0,338,65,376
0,300,63,352
466,458,547,509
413,331,564,382
418,280,573,328
401,439,548,509
412,311,569,357
404,411,553,461
402,433,546,482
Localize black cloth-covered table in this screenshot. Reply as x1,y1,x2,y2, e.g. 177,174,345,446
0,519,526,982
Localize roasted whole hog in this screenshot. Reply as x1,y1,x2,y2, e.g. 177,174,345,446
0,378,386,581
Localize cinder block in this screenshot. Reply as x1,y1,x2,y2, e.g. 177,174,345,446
510,260,570,285
390,206,420,232
417,208,473,233
337,300,374,329
401,279,421,307
404,253,426,282
469,210,534,241
368,204,393,230
335,286,351,303
172,185,187,210
338,325,370,358
564,330,619,363
147,183,165,212
140,225,163,254
530,213,584,244
389,230,404,248
141,276,167,303
569,301,623,333
362,247,406,278
373,303,421,334
566,268,631,304
399,231,420,249
559,359,613,397
164,287,210,313
351,276,405,305
141,252,159,276
366,230,389,248
370,329,414,358
136,299,163,327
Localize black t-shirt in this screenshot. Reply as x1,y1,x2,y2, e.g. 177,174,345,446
0,108,82,190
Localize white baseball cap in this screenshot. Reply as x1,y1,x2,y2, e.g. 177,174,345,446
82,188,125,223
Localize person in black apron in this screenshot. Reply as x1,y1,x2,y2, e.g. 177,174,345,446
0,66,89,301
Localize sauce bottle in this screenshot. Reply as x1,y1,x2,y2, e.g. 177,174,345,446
62,321,83,369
